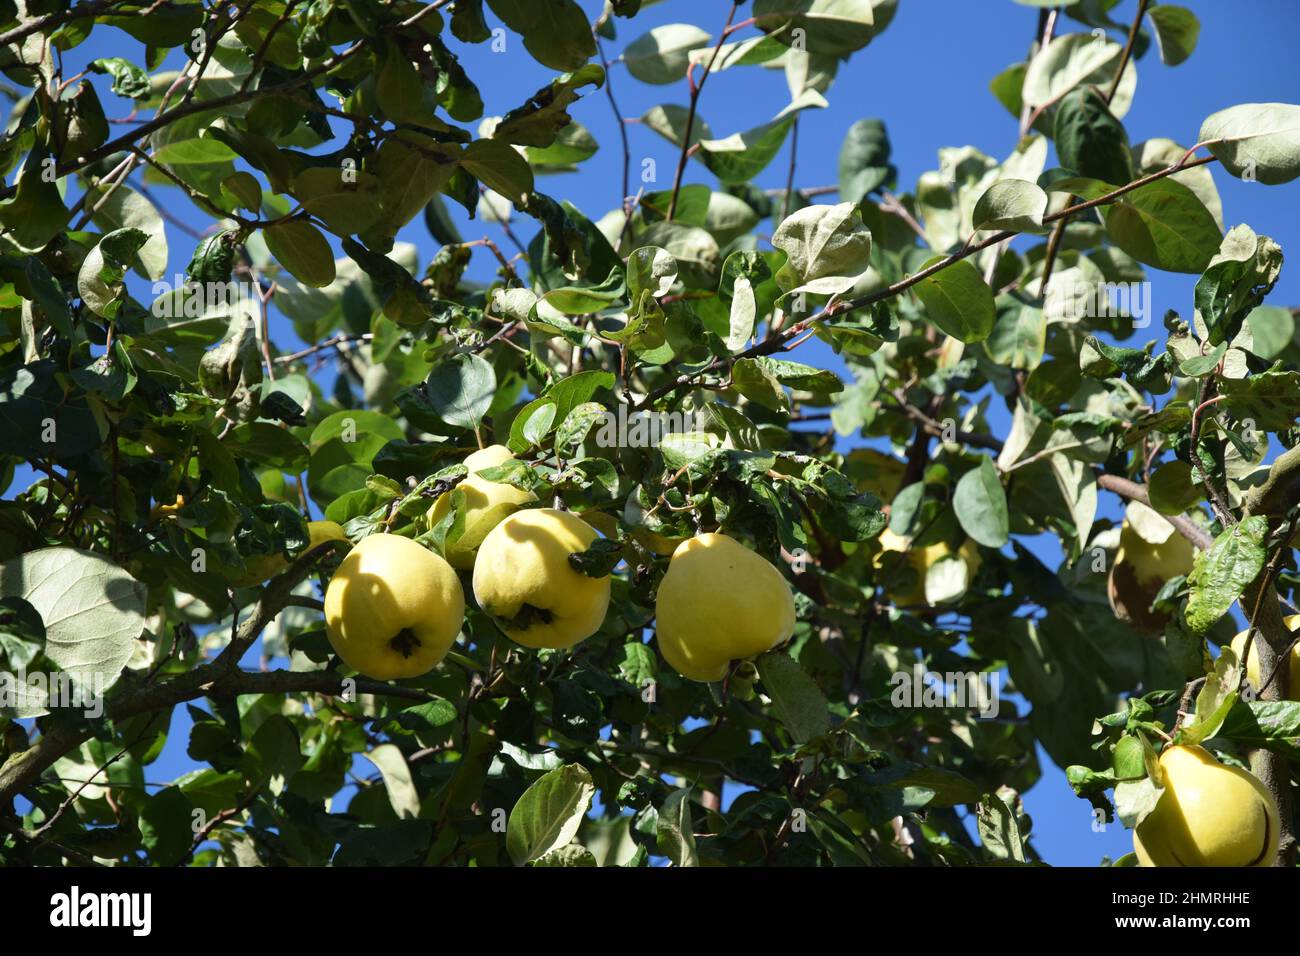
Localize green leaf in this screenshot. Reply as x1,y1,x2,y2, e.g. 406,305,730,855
637,221,720,288
525,121,599,167
639,103,712,153
1181,647,1243,745
624,23,712,84
506,763,596,865
1147,461,1201,515
771,201,872,297
838,118,894,204
1184,516,1269,633
86,184,168,281
756,651,831,744
77,227,150,319
726,275,756,351
1194,225,1283,346
0,147,66,252
1200,102,1300,185
226,422,309,471
1021,32,1121,109
362,744,421,820
1244,305,1295,360
460,139,535,205
626,245,678,300
366,133,460,241
976,789,1027,862
971,179,1047,233
752,0,876,58
292,167,383,236
88,57,152,98
912,256,996,343
425,353,497,431
1217,366,1300,431
376,41,431,125
953,457,1008,548
1103,177,1221,274
568,538,622,578
758,357,842,393
265,220,336,288
0,547,145,701
1218,700,1300,758
495,65,605,148
53,82,108,166
221,171,262,212
554,401,606,456
508,371,614,453
1146,5,1200,66
485,0,596,71
1053,86,1133,187
984,297,1045,369
242,714,304,788
1114,776,1161,830
619,641,658,687
698,117,795,185
731,357,788,411
1177,341,1228,378
656,788,698,867
138,787,195,867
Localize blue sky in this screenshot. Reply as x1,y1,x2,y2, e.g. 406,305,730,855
6,0,1300,865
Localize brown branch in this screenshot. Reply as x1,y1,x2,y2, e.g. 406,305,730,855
1040,0,1149,290
1240,570,1297,866
275,332,373,365
15,0,454,186
0,542,429,808
635,155,1216,412
1105,0,1149,107
595,33,633,249
666,2,741,221
0,0,123,47
1094,474,1214,550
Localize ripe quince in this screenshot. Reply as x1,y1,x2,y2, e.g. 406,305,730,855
1134,744,1279,867
1229,614,1300,700
1108,516,1195,633
654,533,796,682
472,507,611,649
428,444,538,569
324,533,465,679
873,527,980,606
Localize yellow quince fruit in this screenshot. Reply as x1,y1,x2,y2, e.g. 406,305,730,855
323,533,465,679
1134,744,1280,867
1108,516,1195,633
428,444,538,570
1229,614,1300,700
472,508,611,650
654,533,796,682
873,527,981,606
233,520,349,587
